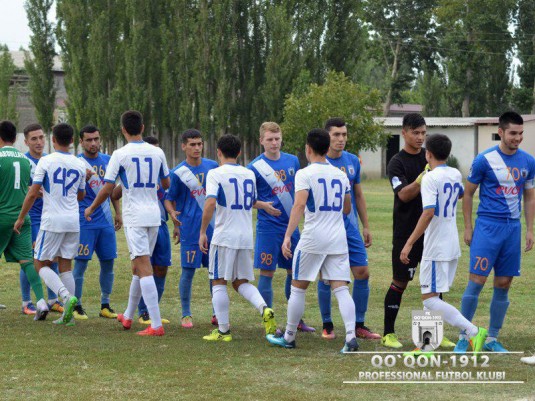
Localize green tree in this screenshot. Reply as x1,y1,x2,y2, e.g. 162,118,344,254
282,71,386,156
0,45,18,123
516,0,535,113
24,0,56,133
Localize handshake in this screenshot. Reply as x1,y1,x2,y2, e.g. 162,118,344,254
415,164,431,185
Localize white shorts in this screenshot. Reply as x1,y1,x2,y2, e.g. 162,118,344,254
124,226,159,260
292,247,350,282
209,244,254,282
34,230,79,261
420,259,458,294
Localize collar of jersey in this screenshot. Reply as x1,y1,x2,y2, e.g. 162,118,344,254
56,150,71,155
435,164,447,168
131,140,144,144
313,162,329,165
224,163,239,166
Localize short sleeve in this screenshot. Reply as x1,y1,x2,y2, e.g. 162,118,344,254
78,166,86,192
343,174,351,194
421,174,438,209
159,150,170,179
295,156,301,173
33,158,46,184
525,155,535,189
104,151,120,184
165,172,182,202
387,157,407,194
353,154,361,185
294,170,310,192
466,154,487,185
205,170,219,199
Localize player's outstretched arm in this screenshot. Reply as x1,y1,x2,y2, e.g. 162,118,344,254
253,200,282,217
111,184,122,200
354,183,372,247
160,176,170,190
400,208,434,264
282,190,307,259
13,183,41,234
111,197,122,231
199,197,216,254
523,187,535,251
462,182,478,246
164,199,181,227
84,182,114,221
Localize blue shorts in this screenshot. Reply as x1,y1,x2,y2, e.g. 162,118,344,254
151,223,172,267
254,230,299,271
469,216,521,277
75,226,117,260
31,223,40,243
181,243,209,269
347,225,368,267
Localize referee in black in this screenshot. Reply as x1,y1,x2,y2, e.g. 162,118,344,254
381,113,428,349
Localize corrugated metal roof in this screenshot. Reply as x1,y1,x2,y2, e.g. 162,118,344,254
9,50,63,72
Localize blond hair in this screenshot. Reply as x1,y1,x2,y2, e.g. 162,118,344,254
259,122,281,140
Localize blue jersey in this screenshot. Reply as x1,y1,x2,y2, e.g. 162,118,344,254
166,158,219,245
247,152,300,233
78,152,114,229
157,180,167,223
25,152,46,225
327,151,361,231
468,146,535,220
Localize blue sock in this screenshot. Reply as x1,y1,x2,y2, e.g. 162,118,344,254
179,267,195,317
285,274,292,301
257,275,273,307
48,262,60,301
99,259,114,305
460,280,484,335
138,296,147,315
488,287,510,338
154,274,166,302
317,281,332,323
353,278,370,324
73,259,89,305
20,269,31,303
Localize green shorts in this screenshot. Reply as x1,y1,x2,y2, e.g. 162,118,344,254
0,218,33,263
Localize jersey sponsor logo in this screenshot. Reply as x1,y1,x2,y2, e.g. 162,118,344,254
495,185,521,195
271,182,293,195
190,187,207,198
391,176,402,189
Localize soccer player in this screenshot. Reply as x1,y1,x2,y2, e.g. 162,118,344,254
14,123,86,324
317,117,380,340
164,129,218,328
454,111,535,353
400,133,487,354
20,123,64,315
73,125,122,320
135,135,171,325
0,120,48,318
267,128,358,352
247,122,314,333
199,134,277,342
84,110,170,336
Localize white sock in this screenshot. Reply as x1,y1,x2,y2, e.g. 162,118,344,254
22,300,30,307
59,271,76,297
36,298,49,312
423,296,478,338
39,266,69,301
237,282,266,315
48,298,58,306
486,336,497,344
124,275,141,320
140,276,162,329
285,286,306,343
212,285,230,333
333,285,357,343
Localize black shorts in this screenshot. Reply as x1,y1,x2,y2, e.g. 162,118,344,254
392,237,423,281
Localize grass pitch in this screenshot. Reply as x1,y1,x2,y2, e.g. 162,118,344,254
1,179,534,400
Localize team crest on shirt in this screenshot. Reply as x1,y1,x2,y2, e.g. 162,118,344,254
348,165,355,176
288,167,295,176
522,168,528,178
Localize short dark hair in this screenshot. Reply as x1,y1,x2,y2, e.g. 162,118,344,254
425,133,451,161
79,125,99,140
0,120,17,143
24,123,43,137
53,123,74,146
324,117,346,132
217,134,241,159
121,110,143,135
143,135,159,145
182,129,202,144
307,128,331,156
402,113,426,130
499,111,523,131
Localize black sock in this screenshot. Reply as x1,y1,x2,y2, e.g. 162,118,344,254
384,283,405,336
355,322,364,329
323,321,334,331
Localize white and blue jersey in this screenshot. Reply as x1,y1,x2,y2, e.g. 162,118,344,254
25,152,45,227
468,146,535,220
468,146,535,277
78,153,114,229
327,151,368,266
